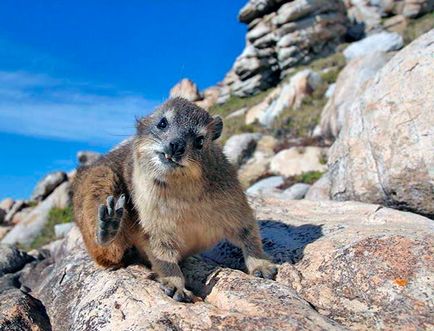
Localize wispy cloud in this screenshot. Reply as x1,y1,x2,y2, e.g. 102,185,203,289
0,70,159,145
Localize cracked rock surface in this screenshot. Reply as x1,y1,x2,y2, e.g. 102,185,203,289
13,198,434,331
328,30,434,218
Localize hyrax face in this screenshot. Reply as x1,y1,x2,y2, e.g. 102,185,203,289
135,97,223,178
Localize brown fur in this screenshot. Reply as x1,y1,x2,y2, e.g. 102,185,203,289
73,98,276,301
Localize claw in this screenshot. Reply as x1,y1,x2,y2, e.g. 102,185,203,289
106,196,115,215
98,204,107,220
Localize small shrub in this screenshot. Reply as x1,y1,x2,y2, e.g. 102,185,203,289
278,171,325,190
27,200,39,208
309,52,346,74
295,171,324,184
26,206,73,250
271,83,327,139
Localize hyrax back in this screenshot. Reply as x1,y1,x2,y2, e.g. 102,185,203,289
73,97,277,302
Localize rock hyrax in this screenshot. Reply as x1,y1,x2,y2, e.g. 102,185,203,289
73,97,277,302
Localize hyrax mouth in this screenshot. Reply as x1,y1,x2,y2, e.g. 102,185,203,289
157,152,183,168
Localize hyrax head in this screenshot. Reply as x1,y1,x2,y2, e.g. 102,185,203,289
135,97,223,177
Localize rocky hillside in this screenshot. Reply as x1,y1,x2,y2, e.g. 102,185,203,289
1,2,433,330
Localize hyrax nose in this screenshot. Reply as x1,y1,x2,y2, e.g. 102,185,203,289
169,138,186,157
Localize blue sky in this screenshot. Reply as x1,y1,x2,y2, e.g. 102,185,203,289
0,1,246,199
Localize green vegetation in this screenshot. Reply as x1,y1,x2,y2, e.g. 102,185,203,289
272,80,328,138
278,170,325,190
27,200,39,208
210,49,347,143
25,206,73,251
403,12,434,45
291,50,346,85
319,152,328,165
294,171,324,184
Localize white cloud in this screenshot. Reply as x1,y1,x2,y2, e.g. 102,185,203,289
0,71,160,145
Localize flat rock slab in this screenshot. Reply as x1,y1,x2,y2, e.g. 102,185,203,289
22,198,433,330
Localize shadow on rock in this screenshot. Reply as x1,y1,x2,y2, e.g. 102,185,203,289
201,221,324,271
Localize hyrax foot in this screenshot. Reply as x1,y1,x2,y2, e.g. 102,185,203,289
159,278,195,303
97,194,126,245
250,260,278,280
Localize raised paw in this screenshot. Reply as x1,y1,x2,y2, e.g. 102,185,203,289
159,279,196,303
250,260,278,280
97,194,126,245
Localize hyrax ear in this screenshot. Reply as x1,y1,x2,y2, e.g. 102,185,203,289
211,116,223,141
136,116,151,134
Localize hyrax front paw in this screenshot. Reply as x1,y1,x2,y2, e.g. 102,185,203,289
159,278,195,303
250,260,278,280
97,194,126,245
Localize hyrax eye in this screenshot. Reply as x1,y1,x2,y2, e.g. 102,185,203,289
194,136,205,149
157,117,168,130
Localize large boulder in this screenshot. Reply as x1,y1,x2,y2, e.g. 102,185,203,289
20,198,433,330
270,146,327,177
320,51,392,138
238,135,279,187
304,173,332,201
343,31,403,60
223,133,262,167
2,182,72,246
25,225,343,330
31,172,68,201
206,198,434,330
281,183,310,200
0,245,34,276
246,176,285,196
328,30,434,218
169,78,202,102
0,285,52,331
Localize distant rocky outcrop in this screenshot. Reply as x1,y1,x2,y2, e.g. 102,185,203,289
345,0,434,32
31,172,68,202
219,0,348,98
328,30,434,218
169,78,202,102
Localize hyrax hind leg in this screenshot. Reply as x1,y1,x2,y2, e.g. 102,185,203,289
228,221,278,280
74,165,130,269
